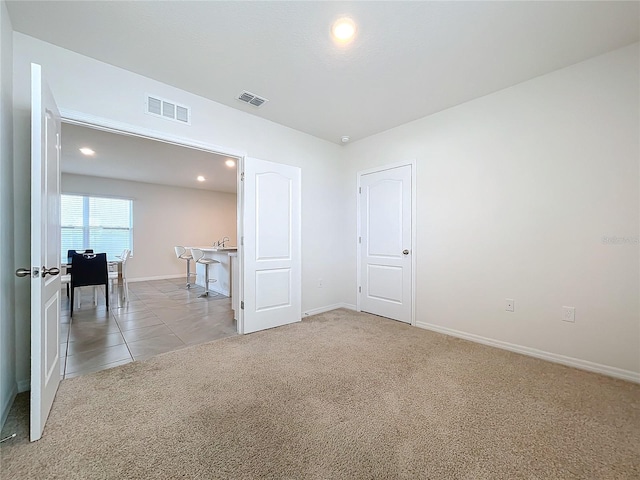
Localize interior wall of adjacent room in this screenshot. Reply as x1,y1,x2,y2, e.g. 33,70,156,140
12,33,349,389
62,173,237,281
342,43,639,376
0,0,16,426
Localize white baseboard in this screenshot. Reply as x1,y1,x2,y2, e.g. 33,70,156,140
303,303,357,318
17,379,29,393
1,383,18,430
416,321,640,384
128,274,184,283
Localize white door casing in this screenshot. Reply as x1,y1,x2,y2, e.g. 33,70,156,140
358,163,414,324
30,63,62,441
242,157,301,334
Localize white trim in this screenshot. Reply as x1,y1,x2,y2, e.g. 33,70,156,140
59,109,246,159
1,383,18,429
303,303,357,318
17,379,30,393
356,160,417,326
416,321,640,384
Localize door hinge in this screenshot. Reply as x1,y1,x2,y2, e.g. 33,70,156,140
240,301,244,310
359,286,361,293
241,172,245,181
240,236,244,246
358,236,361,244
359,187,361,194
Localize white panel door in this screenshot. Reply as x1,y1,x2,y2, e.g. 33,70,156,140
30,63,62,441
242,157,301,334
359,164,412,323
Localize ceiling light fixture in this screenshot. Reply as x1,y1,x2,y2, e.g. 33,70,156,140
197,175,206,182
79,147,95,156
225,159,236,168
341,136,350,143
331,17,357,44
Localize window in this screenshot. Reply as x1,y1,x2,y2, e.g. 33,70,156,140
61,194,133,261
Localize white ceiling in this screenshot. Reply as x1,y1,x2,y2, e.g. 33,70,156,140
7,1,640,145
62,124,238,193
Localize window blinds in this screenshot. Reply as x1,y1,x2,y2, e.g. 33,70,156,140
61,194,133,261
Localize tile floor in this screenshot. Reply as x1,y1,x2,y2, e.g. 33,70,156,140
60,278,237,379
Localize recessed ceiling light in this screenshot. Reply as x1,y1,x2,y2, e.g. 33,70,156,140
79,147,95,156
341,136,350,143
331,17,357,43
197,175,206,182
225,159,236,168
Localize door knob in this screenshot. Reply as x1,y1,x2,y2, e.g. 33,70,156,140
16,267,38,278
42,267,60,278
403,249,409,255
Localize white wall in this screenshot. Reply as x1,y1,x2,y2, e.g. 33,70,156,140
0,0,16,426
13,33,349,387
62,174,237,280
343,44,640,378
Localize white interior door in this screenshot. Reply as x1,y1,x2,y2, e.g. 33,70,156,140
30,63,62,441
242,157,301,334
359,164,413,323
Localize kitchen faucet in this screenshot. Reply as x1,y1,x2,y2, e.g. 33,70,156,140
217,236,230,248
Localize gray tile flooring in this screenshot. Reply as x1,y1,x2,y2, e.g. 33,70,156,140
60,278,237,379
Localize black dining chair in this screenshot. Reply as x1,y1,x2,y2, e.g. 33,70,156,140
70,253,109,316
65,249,93,297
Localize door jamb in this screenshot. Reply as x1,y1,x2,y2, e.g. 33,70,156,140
58,108,247,331
356,160,417,326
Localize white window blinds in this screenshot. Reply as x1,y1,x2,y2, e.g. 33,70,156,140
61,194,133,261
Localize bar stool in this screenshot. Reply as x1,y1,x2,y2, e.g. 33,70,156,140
174,246,196,288
190,248,219,298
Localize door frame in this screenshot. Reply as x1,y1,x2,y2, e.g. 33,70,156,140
57,108,247,331
356,160,417,326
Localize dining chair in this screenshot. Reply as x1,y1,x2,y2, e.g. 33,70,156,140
70,253,109,316
65,249,94,297
109,249,131,301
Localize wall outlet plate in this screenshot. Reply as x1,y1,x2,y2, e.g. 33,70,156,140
506,298,515,312
562,306,575,322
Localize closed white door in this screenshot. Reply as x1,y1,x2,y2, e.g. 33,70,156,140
29,63,62,441
242,157,301,334
359,164,412,323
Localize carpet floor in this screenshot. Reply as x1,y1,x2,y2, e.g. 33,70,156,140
2,309,639,479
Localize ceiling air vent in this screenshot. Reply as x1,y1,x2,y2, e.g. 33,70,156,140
237,90,268,108
145,94,191,124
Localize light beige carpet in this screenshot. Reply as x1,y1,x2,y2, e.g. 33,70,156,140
2,309,639,479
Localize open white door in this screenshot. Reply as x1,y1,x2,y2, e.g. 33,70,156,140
29,63,62,441
242,157,301,334
358,164,413,324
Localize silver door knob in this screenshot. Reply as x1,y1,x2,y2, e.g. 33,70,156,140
15,267,33,277
16,267,40,278
42,267,60,277
403,249,409,255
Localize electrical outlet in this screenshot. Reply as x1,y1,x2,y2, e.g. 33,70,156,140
505,298,515,312
317,278,323,288
562,306,575,323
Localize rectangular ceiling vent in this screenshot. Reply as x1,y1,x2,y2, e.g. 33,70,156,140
146,94,191,125
237,90,268,108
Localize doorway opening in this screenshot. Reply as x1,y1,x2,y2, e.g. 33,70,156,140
58,118,244,378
